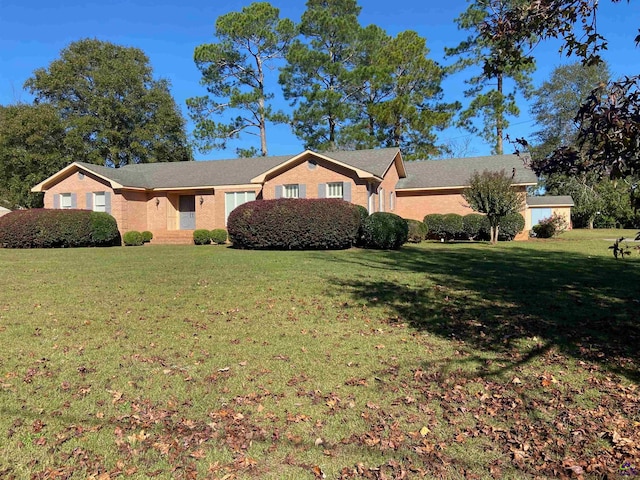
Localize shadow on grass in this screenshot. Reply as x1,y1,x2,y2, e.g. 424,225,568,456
319,245,640,383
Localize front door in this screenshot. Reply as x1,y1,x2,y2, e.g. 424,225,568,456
179,195,196,230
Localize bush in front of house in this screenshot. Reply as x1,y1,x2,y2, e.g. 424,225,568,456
423,213,445,240
462,214,487,240
123,230,144,246
441,213,464,241
361,212,408,250
193,229,211,245
228,198,361,250
406,219,428,243
89,212,121,246
498,212,526,241
141,231,153,243
0,209,120,248
210,229,227,245
532,212,568,238
354,204,369,246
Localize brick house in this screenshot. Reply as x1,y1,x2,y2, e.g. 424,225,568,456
32,148,539,244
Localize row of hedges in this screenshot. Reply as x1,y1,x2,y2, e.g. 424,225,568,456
0,209,120,248
228,199,408,250
194,229,228,245
122,230,153,246
423,213,525,241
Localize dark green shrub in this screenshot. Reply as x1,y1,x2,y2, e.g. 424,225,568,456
498,213,526,241
362,212,408,250
0,209,120,248
228,199,360,250
462,214,487,240
441,213,463,240
423,214,445,240
210,229,227,244
406,219,428,243
532,212,568,238
193,229,211,245
123,230,144,246
354,204,369,246
141,231,153,243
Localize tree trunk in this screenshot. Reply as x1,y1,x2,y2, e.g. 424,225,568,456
492,224,499,245
588,217,594,229
496,73,503,155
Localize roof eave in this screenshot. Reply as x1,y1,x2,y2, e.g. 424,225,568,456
396,181,536,192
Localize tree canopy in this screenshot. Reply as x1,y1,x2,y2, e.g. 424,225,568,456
25,38,192,167
0,104,70,209
462,169,525,244
188,2,296,157
445,0,536,155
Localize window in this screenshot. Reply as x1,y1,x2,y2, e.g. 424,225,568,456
379,188,385,212
93,192,106,212
327,182,344,199
60,193,73,209
225,191,256,223
389,191,395,211
283,184,299,198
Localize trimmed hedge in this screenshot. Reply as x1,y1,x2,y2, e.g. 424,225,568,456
441,213,463,240
123,231,144,246
0,209,120,248
498,213,525,241
210,229,228,245
423,214,445,240
193,229,211,245
462,214,487,240
362,212,408,250
406,219,428,243
142,231,153,243
227,198,361,250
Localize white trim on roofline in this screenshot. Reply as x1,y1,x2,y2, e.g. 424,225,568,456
396,182,536,192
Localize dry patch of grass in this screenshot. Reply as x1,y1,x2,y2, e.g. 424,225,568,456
0,238,638,479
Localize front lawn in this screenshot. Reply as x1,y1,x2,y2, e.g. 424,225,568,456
0,232,638,478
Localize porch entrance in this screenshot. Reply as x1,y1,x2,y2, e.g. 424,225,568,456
179,195,196,230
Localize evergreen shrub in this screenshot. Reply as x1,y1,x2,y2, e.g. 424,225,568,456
227,199,361,250
362,212,408,249
0,209,120,248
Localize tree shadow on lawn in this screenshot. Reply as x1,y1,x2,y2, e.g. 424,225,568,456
319,245,640,383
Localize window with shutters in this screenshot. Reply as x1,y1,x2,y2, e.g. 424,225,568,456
283,184,299,198
327,182,343,199
60,193,73,209
93,192,106,212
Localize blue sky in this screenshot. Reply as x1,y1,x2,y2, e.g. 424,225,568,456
1,0,638,160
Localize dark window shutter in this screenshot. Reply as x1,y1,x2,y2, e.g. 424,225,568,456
343,182,351,202
105,192,112,214
86,192,93,211
299,184,306,198
275,185,282,199
53,194,60,209
71,194,77,208
318,183,326,198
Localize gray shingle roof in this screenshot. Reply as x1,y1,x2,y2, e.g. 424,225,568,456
77,155,294,189
527,195,574,207
323,148,400,178
396,154,537,190
74,149,536,191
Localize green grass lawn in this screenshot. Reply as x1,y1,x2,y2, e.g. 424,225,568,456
0,230,638,479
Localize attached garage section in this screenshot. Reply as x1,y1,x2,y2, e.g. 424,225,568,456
526,195,574,229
